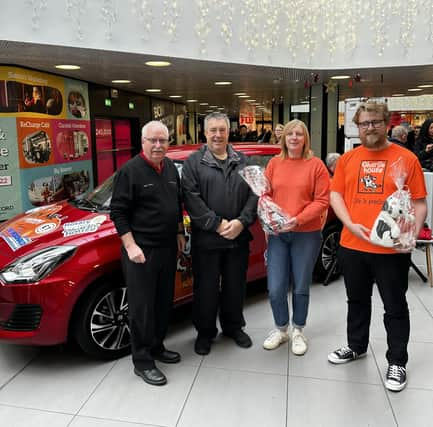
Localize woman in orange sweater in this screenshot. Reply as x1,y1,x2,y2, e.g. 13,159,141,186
263,120,330,354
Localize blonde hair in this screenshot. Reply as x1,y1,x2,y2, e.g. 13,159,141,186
279,119,312,159
270,123,284,144
353,101,390,125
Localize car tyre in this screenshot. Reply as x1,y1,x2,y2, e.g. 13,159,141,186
73,279,131,360
314,221,342,284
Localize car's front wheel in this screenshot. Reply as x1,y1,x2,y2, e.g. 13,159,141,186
314,222,342,284
73,279,131,359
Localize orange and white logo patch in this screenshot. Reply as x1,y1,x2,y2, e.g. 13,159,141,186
358,160,387,194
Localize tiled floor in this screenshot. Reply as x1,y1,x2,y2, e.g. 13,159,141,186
1,249,433,427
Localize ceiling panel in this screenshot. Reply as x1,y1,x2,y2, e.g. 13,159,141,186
1,40,433,117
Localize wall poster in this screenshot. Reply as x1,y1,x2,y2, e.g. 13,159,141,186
0,66,93,221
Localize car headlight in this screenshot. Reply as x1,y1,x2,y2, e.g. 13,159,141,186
0,246,77,284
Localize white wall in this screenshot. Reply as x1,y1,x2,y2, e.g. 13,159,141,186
2,0,433,70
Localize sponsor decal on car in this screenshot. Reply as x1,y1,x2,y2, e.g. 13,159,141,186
0,227,32,251
62,215,107,237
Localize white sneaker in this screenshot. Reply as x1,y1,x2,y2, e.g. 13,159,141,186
291,328,308,355
263,329,289,350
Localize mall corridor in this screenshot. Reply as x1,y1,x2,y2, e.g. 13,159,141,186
0,248,432,427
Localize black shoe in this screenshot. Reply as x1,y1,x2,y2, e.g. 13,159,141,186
224,330,252,348
385,364,407,392
194,336,211,355
134,367,167,386
153,349,181,364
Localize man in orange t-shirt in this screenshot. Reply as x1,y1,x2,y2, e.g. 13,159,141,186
327,101,427,393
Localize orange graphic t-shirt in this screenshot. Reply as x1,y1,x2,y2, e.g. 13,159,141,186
331,143,427,254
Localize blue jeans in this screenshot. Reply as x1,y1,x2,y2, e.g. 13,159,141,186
267,231,322,328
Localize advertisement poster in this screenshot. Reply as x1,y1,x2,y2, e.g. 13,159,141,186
0,66,93,221
52,120,91,163
0,66,65,118
0,117,22,220
239,103,256,131
16,118,54,168
20,160,93,212
64,78,90,120
152,99,175,143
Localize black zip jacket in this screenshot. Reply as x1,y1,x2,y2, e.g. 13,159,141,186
181,144,258,249
110,155,182,247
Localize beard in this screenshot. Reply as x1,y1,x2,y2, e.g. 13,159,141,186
361,132,387,149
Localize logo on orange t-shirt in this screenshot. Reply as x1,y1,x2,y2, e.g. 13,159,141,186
358,160,386,194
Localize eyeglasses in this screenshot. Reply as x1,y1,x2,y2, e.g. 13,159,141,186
144,137,169,145
358,120,384,129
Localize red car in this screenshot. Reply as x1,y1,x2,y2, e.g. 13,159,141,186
0,144,340,359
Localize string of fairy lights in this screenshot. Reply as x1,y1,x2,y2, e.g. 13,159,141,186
26,0,432,61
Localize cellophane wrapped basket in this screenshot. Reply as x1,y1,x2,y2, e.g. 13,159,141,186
239,165,291,235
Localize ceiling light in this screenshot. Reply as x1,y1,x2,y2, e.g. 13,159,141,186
233,92,246,96
246,99,257,102
145,61,171,67
55,64,81,70
146,88,161,93
300,100,310,104
391,93,405,97
217,107,225,110
209,105,218,108
214,81,232,86
330,75,351,80
418,84,433,88
169,95,182,98
407,88,422,92
238,95,250,98
111,79,131,84
199,102,209,105
205,109,214,112
186,99,198,102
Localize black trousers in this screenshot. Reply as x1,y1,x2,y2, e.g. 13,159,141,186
191,244,249,339
338,247,411,366
121,245,177,370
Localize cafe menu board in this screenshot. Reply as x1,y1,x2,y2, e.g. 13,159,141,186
0,66,93,221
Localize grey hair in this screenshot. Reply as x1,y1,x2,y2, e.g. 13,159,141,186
391,125,408,139
204,112,230,132
141,121,169,139
326,152,341,169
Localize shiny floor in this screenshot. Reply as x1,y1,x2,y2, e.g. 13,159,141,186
1,249,433,427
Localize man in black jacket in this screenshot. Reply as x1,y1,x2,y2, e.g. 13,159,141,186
110,121,185,386
182,112,258,355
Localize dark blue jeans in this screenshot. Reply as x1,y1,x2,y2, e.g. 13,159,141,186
338,247,411,366
267,231,322,328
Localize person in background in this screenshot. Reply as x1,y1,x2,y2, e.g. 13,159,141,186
110,121,185,386
269,124,284,145
414,118,433,170
328,101,427,392
182,112,258,356
262,119,330,355
238,124,249,142
325,152,341,176
389,125,410,150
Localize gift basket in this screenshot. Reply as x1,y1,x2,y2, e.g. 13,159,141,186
370,157,416,251
239,165,291,234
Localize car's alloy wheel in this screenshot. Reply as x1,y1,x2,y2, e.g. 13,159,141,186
73,279,131,359
90,287,130,352
314,222,342,283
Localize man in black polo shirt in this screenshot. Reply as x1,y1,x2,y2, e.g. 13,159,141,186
110,121,185,386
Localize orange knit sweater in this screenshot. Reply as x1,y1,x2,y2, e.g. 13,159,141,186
264,156,330,232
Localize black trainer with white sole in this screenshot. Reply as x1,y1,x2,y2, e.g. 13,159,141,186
328,346,367,364
385,364,407,392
